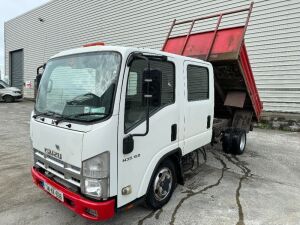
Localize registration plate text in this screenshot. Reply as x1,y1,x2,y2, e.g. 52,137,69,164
43,182,64,202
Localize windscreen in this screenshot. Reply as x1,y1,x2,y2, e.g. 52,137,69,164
36,51,121,122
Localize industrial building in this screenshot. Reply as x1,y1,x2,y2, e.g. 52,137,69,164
4,0,300,113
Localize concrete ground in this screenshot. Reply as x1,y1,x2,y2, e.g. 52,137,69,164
1,100,300,225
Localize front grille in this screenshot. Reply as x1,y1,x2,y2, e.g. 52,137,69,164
34,149,81,187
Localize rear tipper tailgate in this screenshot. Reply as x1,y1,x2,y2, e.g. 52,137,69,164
162,2,263,120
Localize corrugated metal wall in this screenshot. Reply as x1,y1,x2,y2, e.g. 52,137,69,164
5,0,300,113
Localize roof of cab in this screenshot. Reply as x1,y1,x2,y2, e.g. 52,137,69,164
50,45,210,66
50,45,130,59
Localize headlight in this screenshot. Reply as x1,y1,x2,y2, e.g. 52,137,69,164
81,152,110,199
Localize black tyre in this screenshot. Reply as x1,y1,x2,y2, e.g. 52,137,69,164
145,159,177,209
3,95,14,103
222,128,247,155
249,123,254,131
222,128,233,154
231,129,247,155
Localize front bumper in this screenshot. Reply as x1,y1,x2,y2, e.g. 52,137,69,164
31,167,115,221
15,94,23,100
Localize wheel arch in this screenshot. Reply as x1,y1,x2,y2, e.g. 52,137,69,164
2,94,15,102
137,148,184,198
2,94,13,98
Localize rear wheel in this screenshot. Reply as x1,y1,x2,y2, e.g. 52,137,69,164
222,128,233,154
3,95,14,103
145,159,176,209
222,128,247,155
232,129,246,155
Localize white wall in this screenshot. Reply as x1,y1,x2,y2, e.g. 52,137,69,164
5,0,300,113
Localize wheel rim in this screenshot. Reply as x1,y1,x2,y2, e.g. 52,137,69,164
240,133,246,151
153,167,173,201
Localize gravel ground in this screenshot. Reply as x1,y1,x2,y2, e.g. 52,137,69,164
1,100,300,225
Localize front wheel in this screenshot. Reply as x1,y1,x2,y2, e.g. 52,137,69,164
3,95,15,103
145,159,177,209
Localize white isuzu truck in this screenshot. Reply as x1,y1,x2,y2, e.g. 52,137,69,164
30,4,262,221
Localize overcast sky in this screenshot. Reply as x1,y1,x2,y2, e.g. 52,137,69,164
0,0,49,79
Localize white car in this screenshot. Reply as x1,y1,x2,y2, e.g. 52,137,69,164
0,80,23,103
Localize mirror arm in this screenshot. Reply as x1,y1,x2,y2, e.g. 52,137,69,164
124,55,164,154
131,95,150,137
36,63,46,76
130,54,151,138
36,63,46,93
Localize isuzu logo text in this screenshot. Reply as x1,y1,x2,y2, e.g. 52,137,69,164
45,148,62,160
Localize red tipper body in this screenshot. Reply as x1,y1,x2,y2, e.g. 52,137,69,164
162,2,263,120
31,167,115,221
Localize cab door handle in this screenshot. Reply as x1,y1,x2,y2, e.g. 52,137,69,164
171,124,177,141
207,116,211,129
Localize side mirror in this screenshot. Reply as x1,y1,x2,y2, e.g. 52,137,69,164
36,73,42,88
123,135,134,154
142,69,162,107
123,69,162,154
35,64,46,90
123,54,165,154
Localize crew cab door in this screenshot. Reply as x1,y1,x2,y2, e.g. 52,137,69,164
117,55,179,207
183,61,214,153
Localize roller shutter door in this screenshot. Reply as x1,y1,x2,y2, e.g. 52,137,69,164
10,49,24,90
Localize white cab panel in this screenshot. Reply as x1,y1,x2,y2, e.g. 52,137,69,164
82,115,119,197
117,105,179,206
31,119,84,168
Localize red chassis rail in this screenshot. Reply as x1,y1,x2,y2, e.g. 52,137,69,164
31,167,115,221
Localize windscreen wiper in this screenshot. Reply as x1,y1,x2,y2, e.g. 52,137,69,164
33,111,71,126
73,112,109,118
54,112,109,125
33,110,61,119
54,115,75,125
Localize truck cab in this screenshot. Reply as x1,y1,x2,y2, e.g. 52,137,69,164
30,45,214,220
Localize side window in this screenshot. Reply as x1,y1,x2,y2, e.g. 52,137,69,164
0,84,4,89
124,59,175,132
187,65,209,101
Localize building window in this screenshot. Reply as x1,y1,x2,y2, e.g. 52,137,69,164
187,65,209,101
125,59,175,132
